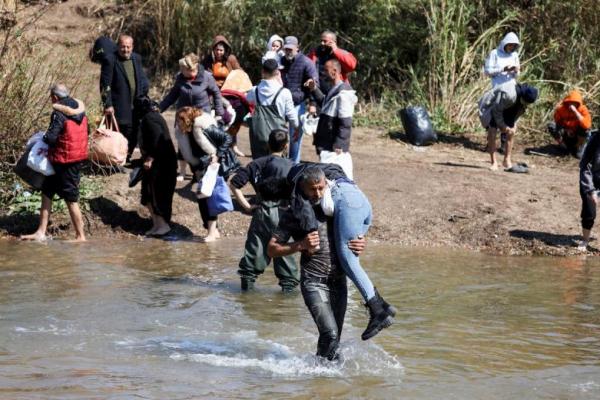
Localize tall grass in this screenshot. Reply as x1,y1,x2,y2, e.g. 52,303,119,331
116,0,599,138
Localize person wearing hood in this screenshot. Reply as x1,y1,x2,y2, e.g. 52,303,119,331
262,34,285,68
280,36,319,163
159,53,230,181
21,84,88,242
246,58,299,159
135,96,178,237
308,30,357,95
307,59,358,156
201,35,242,88
484,32,521,88
548,90,592,158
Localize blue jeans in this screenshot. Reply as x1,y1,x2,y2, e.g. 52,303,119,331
331,182,376,302
288,102,305,164
301,275,347,360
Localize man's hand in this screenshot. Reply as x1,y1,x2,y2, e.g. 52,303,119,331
292,127,300,141
590,191,598,206
143,157,153,170
503,126,516,136
304,78,317,92
334,148,343,155
104,106,115,115
211,154,219,164
325,38,338,52
348,235,366,256
300,231,320,254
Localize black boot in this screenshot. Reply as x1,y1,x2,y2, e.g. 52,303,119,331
362,290,394,341
241,278,255,291
381,297,397,318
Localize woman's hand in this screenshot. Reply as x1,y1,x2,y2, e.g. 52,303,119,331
211,154,219,164
143,157,153,170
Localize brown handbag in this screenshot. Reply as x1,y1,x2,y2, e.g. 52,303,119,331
89,113,128,166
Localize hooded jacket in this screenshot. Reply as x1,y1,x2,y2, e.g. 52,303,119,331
484,32,520,88
159,66,225,116
201,35,241,84
262,34,285,67
478,80,518,130
554,90,592,134
44,97,88,164
313,81,358,152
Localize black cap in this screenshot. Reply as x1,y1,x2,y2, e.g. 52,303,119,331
262,58,279,73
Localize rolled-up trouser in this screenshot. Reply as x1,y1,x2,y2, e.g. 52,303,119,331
331,182,376,302
197,197,217,230
238,204,299,289
581,189,597,230
301,275,347,361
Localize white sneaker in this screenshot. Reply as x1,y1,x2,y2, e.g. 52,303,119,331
577,240,589,251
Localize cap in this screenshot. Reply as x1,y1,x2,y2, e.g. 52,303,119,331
283,36,299,50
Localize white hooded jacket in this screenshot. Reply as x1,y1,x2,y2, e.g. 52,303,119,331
484,32,521,88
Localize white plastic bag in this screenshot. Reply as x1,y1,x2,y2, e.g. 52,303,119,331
196,163,220,199
320,180,335,217
319,150,353,180
26,132,55,176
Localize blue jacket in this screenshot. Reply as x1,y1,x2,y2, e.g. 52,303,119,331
100,52,149,125
159,68,224,116
281,53,319,105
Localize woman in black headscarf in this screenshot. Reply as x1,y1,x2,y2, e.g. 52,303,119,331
135,96,178,236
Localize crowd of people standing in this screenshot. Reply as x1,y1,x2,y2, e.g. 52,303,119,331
18,29,597,362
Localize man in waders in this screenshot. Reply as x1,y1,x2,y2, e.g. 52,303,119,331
246,58,298,159
230,129,299,292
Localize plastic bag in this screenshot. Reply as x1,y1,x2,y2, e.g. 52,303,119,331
27,135,55,176
207,176,234,217
399,106,437,146
196,163,220,199
320,181,335,217
319,150,353,180
14,142,45,190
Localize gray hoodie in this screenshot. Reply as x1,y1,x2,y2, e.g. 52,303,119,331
478,80,517,130
484,32,521,88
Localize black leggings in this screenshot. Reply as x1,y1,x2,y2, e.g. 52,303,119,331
197,198,217,230
301,276,347,361
581,190,596,230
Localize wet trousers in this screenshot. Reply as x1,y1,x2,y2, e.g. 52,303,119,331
581,189,596,230
301,275,347,361
238,204,299,289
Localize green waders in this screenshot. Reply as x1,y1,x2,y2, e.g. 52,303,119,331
238,201,299,290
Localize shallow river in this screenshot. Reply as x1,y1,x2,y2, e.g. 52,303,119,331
1,239,599,399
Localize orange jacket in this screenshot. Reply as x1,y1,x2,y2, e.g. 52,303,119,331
554,90,592,134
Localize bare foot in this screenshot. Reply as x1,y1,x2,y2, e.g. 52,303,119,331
20,232,47,241
503,158,512,169
65,237,87,243
202,234,219,243
489,163,499,171
145,227,157,236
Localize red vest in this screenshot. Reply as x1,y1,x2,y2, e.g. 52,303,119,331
49,117,89,164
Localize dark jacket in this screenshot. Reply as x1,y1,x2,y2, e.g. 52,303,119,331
231,155,294,195
44,97,89,164
100,52,150,125
313,82,358,153
281,52,319,105
139,111,177,167
159,68,224,116
580,130,600,194
308,46,357,94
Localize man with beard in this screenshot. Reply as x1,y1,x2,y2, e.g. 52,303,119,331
308,30,357,95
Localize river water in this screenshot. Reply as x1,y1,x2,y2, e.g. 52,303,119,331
1,239,599,399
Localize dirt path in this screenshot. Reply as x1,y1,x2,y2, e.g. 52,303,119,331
1,0,588,256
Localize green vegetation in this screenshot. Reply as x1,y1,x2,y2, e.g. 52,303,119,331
120,0,599,137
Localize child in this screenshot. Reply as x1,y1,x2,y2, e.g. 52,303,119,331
300,102,319,137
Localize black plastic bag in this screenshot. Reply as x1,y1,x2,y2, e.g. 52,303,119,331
399,106,437,146
14,143,45,190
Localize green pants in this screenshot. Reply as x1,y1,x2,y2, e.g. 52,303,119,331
238,203,299,289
